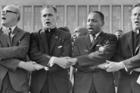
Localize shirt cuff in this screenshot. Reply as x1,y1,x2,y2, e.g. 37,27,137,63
48,57,56,67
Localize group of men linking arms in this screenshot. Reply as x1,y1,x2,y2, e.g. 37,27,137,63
0,3,140,93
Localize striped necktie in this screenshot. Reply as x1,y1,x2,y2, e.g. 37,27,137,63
8,28,13,42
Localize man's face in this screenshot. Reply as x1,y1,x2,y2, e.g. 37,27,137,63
41,7,57,29
87,12,103,35
1,5,18,27
131,6,140,31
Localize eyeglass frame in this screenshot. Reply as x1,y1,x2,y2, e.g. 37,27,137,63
1,10,17,15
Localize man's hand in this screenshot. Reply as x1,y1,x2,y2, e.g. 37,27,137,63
67,58,77,66
18,61,47,72
105,60,124,72
53,57,72,69
133,68,140,72
33,62,48,71
97,63,109,70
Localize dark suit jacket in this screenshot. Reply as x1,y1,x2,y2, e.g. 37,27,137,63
29,28,72,93
73,32,117,93
116,31,140,93
0,27,30,92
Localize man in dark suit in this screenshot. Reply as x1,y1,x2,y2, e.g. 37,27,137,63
106,3,140,93
65,11,117,93
29,5,72,93
0,4,44,93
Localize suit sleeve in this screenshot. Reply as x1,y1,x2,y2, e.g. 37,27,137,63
0,32,30,71
0,59,21,71
122,51,140,71
0,32,30,60
115,35,140,71
76,35,117,67
29,33,50,66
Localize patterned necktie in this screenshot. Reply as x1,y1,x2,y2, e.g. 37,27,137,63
8,28,13,42
90,34,95,45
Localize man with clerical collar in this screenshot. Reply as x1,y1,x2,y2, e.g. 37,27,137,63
0,4,45,93
29,5,72,93
105,3,140,93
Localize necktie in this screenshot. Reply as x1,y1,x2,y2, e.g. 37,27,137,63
133,30,140,53
8,28,13,42
90,34,95,44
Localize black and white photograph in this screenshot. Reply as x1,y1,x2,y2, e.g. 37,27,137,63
0,0,140,93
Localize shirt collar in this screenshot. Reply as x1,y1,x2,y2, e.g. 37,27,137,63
2,26,16,33
9,26,16,33
89,31,102,42
95,31,102,39
133,29,140,35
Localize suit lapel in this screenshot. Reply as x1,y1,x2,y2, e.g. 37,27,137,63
12,27,24,46
85,35,91,47
135,44,140,54
127,31,134,56
135,35,140,54
0,27,11,47
90,32,103,49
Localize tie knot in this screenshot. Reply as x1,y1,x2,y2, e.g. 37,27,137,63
9,28,12,33
89,34,95,43
91,34,96,38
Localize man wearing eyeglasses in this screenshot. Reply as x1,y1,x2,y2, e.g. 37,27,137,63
0,4,44,93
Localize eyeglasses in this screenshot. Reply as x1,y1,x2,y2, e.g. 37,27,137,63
1,10,17,15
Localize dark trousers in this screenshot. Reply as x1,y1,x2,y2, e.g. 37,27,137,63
0,74,28,93
40,79,49,93
40,73,49,93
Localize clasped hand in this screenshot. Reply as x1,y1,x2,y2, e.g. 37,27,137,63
97,60,124,72
54,57,124,72
54,57,77,69
19,61,49,72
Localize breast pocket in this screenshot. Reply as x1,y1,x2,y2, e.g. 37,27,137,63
54,45,63,56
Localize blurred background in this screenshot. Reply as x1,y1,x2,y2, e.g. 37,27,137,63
0,0,140,34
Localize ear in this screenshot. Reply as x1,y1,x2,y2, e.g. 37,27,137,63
101,20,104,26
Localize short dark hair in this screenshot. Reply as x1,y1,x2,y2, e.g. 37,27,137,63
89,11,104,22
41,5,57,13
133,3,140,8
